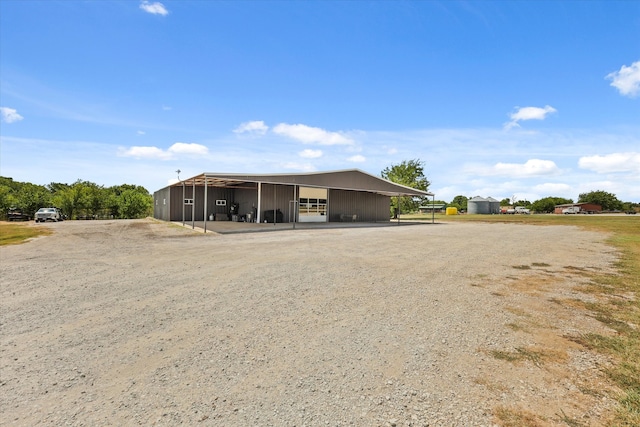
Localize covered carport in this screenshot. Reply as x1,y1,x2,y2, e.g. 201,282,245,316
153,169,433,231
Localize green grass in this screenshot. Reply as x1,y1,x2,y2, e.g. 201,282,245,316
0,221,52,246
404,212,640,425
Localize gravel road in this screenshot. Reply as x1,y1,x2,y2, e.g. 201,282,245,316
0,219,620,426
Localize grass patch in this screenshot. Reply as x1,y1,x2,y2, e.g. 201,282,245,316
506,322,527,332
420,213,639,425
489,347,551,367
0,221,52,246
532,262,551,267
556,409,586,427
494,406,543,427
512,264,532,270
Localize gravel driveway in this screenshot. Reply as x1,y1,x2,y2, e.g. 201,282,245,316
0,219,620,426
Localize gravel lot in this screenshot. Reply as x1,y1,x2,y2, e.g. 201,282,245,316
0,219,620,426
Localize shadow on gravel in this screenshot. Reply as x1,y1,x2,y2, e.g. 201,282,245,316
173,220,446,235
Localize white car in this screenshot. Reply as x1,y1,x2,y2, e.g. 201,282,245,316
35,207,62,222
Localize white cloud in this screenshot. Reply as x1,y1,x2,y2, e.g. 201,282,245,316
493,159,561,177
606,60,640,98
347,154,366,163
168,142,209,156
162,105,172,111
140,1,169,16
578,152,640,173
273,123,354,145
137,130,146,135
119,142,208,160
119,146,172,160
504,105,557,130
299,149,323,158
234,120,269,135
0,107,24,123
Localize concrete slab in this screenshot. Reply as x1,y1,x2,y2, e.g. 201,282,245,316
171,219,433,234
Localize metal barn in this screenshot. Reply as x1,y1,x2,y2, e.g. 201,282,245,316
153,169,433,226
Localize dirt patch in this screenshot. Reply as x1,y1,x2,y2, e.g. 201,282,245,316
0,219,621,426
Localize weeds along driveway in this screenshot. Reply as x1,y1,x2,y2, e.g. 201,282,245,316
0,219,620,426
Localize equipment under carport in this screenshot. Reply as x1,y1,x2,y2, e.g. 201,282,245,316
263,209,284,223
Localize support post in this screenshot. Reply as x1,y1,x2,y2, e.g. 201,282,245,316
432,194,435,224
257,182,262,223
204,176,208,233
191,180,195,229
182,181,185,226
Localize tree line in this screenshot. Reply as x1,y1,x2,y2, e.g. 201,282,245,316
446,192,634,213
1,177,153,220
382,159,637,213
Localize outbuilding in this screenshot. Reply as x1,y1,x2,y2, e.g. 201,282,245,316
467,196,501,214
553,203,602,214
153,169,433,226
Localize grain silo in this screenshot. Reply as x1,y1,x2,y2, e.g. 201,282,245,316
467,196,490,214
486,197,501,214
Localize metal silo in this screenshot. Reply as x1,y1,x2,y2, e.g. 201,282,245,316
468,196,490,214
486,197,501,214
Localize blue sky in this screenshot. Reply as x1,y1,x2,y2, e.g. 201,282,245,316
1,0,639,203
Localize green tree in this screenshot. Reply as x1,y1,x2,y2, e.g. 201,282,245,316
499,198,511,206
17,183,52,216
83,182,106,217
52,180,86,219
118,188,152,218
449,195,468,211
0,177,19,216
578,190,623,211
530,197,573,213
381,159,430,215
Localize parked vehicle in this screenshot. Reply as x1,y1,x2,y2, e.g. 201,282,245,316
34,207,62,222
503,206,530,214
7,208,31,221
562,206,581,214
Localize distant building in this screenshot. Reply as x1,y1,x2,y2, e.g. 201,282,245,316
554,203,602,214
467,196,501,214
418,203,446,213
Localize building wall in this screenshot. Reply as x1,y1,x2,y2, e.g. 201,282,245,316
153,187,171,221
259,183,296,222
328,189,390,222
155,183,392,223
554,203,603,214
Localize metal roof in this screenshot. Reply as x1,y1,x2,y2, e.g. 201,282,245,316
170,169,433,197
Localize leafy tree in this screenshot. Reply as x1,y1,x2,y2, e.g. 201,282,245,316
450,195,468,211
381,159,430,215
47,182,70,194
530,197,573,213
52,180,86,219
499,198,511,206
17,183,52,216
83,182,106,217
578,190,623,211
104,187,121,218
118,188,153,218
